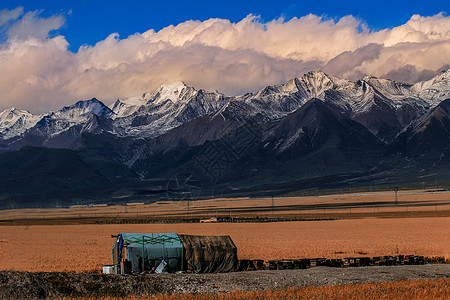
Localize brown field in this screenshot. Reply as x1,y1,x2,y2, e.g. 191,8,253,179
1,189,450,222
0,217,449,272
160,279,450,300
54,278,450,299
138,278,450,300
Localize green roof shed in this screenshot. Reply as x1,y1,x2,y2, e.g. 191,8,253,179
112,232,238,274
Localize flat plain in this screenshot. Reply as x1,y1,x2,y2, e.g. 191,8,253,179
0,189,449,273
1,189,450,221
0,217,449,272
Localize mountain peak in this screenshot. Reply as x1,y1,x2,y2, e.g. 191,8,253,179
302,70,345,83
0,107,41,140
66,98,102,109
361,75,378,82
160,81,188,91
293,70,341,98
304,70,328,78
0,107,32,117
158,81,190,93
59,98,113,119
150,81,195,105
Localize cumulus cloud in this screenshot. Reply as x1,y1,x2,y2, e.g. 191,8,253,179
0,9,449,113
323,43,384,79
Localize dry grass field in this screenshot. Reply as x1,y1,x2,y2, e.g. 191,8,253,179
1,189,450,221
133,278,450,300
54,278,450,299
0,217,449,272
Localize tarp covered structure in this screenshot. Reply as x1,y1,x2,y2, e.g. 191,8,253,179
179,234,238,273
112,232,237,274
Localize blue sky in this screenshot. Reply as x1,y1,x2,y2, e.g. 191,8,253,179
0,1,449,112
3,0,449,51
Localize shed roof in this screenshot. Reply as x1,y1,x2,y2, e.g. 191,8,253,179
119,232,182,248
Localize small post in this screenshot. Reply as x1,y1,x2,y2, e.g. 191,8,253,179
180,243,184,272
272,195,274,216
142,235,145,273
162,241,166,272
394,187,398,206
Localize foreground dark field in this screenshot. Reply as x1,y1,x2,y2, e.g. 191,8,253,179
120,278,450,300
1,265,449,299
129,278,450,300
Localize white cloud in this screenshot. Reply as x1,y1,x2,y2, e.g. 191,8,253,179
6,10,64,41
0,7,23,27
0,9,449,113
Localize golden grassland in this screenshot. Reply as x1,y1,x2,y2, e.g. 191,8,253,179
0,217,449,272
57,278,450,300
1,189,450,221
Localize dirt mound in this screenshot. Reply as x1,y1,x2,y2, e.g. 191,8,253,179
0,271,170,299
1,264,449,299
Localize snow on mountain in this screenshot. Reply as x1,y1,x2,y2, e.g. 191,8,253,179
242,70,448,118
110,97,146,118
239,71,348,118
294,71,350,98
113,82,229,138
27,98,115,138
0,98,116,144
111,82,197,119
80,113,115,135
1,70,450,146
109,88,164,119
56,98,114,121
150,82,191,105
412,70,450,105
232,70,449,141
0,108,42,140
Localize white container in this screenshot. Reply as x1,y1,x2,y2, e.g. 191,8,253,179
103,265,115,274
155,260,167,274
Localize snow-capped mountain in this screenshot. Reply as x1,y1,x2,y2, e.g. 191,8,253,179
1,70,450,147
0,108,42,140
22,98,113,139
2,70,450,208
58,98,114,120
412,70,450,104
111,81,230,138
236,70,444,121
238,70,450,140
0,98,117,149
110,97,145,118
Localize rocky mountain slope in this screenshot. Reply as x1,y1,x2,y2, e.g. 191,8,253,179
1,70,450,208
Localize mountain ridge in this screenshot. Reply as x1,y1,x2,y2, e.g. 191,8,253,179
2,70,450,145
1,70,450,208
